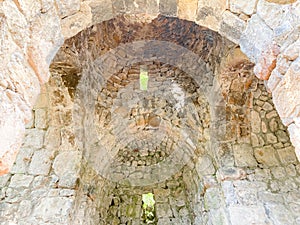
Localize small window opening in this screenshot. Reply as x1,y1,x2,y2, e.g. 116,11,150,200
140,65,149,91
142,193,156,224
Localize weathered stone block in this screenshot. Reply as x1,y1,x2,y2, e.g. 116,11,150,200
112,0,159,15
257,0,292,29
254,145,280,166
33,197,73,222
178,0,198,21
263,203,295,225
222,181,238,206
253,43,280,80
240,14,274,62
209,208,230,225
22,129,45,149
10,147,34,174
266,133,278,144
219,11,246,44
251,110,261,133
228,205,271,225
233,144,257,167
9,174,34,188
196,0,227,31
195,155,216,176
88,0,114,24
282,38,300,61
61,2,93,39
34,108,48,129
44,127,61,150
230,0,257,15
276,130,289,143
217,167,247,182
204,187,222,210
156,203,173,218
288,123,300,161
277,146,297,165
53,151,81,188
17,0,42,22
159,0,177,16
2,1,30,50
55,0,80,18
27,2,64,84
17,200,32,218
285,164,297,176
28,150,53,175
271,166,286,179
0,174,11,188
272,58,300,126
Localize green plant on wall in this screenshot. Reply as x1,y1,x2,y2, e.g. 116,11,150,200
140,66,149,91
142,193,156,224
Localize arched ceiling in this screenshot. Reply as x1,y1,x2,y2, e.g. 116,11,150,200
50,15,232,185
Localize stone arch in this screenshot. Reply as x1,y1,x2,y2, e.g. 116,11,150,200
0,1,296,222
0,0,299,174
51,14,230,187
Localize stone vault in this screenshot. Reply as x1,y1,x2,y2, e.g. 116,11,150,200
0,0,300,225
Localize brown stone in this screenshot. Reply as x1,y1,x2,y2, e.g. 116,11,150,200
254,145,280,166
254,44,280,80
177,0,198,21
148,115,161,128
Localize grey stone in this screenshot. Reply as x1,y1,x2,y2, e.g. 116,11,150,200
33,197,74,222
204,187,222,210
9,174,34,188
229,205,271,225
28,149,53,175
257,0,291,29
195,155,216,176
233,144,257,167
271,167,286,179
220,11,246,44
264,203,294,225
10,147,34,174
230,0,256,15
88,0,114,24
285,164,297,177
209,208,230,225
159,0,177,16
0,174,11,188
34,108,48,129
222,181,238,206
240,14,274,62
55,0,80,18
17,200,32,218
52,151,82,188
156,203,173,218
22,129,45,149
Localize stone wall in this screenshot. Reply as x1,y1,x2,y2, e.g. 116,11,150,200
0,14,299,224
0,0,299,174
1,73,299,224
0,1,300,224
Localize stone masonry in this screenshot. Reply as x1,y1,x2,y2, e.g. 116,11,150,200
0,14,299,225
